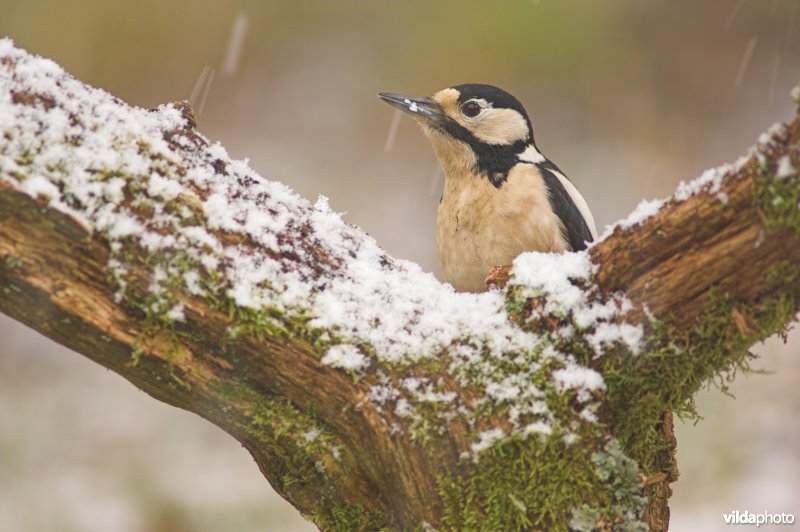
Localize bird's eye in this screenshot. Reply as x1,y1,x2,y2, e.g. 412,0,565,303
461,101,482,118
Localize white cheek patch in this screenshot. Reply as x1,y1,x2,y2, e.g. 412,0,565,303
466,108,530,146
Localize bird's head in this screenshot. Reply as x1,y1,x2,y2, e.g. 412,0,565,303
379,84,539,187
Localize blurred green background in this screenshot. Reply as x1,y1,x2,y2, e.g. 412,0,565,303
1,1,798,531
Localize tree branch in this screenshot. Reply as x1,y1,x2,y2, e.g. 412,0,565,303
1,41,798,530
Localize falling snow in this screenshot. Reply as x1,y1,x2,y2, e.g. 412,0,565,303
221,13,249,78
724,0,745,31
189,66,214,116
734,36,757,87
383,108,403,152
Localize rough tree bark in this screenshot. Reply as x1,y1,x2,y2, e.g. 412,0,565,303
1,42,799,531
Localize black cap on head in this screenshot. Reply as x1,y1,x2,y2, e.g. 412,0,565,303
452,84,529,119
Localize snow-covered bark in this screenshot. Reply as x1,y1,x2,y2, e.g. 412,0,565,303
1,41,798,531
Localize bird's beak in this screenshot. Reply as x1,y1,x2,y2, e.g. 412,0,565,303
378,92,445,124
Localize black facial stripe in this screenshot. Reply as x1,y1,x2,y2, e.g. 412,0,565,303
439,84,538,188
437,118,528,188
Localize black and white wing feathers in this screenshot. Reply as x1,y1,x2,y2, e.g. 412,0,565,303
536,161,597,252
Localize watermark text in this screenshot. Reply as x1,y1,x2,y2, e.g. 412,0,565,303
723,510,795,527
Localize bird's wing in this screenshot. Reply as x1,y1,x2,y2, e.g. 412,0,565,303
536,162,596,251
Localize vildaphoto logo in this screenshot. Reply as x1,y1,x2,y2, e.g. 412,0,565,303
723,510,795,527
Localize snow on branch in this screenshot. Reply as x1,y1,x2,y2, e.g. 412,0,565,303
0,38,620,443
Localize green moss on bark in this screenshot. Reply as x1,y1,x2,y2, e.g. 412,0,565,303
754,162,800,232
213,380,340,469
309,502,389,532
604,285,796,474
476,257,800,530
436,433,646,531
